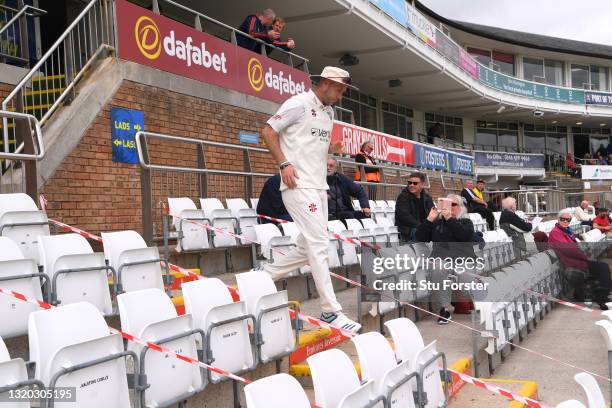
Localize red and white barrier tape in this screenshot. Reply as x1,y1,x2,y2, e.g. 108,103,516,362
449,370,552,408
45,218,611,383
257,214,289,224
0,286,551,408
0,287,249,383
48,218,354,339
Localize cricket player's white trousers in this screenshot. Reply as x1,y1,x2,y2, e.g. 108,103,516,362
263,187,342,313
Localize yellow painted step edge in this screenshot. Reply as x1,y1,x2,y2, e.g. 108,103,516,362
290,362,361,378
25,87,65,96
32,74,65,81
171,296,184,307
170,268,201,279
479,378,538,408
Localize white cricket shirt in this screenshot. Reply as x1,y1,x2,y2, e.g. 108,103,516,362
267,90,334,191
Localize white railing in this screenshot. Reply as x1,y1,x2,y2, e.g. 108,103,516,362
0,3,46,66
1,0,115,160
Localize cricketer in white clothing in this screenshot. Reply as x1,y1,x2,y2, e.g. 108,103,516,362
261,66,361,332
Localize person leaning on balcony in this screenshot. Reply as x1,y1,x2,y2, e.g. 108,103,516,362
354,140,381,199
236,9,280,54
264,17,295,52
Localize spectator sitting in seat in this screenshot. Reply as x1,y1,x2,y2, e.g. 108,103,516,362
474,179,498,211
548,210,611,310
461,179,495,230
574,200,595,226
326,157,370,221
256,174,292,223
264,17,295,52
499,197,532,256
597,143,608,160
395,171,434,242
583,153,596,165
237,9,279,54
566,153,579,177
416,194,477,325
592,208,612,237
597,153,608,165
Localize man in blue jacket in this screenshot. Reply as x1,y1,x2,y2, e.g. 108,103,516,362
326,157,371,221
256,174,292,223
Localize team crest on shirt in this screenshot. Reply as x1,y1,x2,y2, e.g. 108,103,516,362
311,109,317,117
308,203,317,213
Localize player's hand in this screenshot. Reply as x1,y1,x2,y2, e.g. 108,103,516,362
282,165,299,189
362,208,371,216
287,39,295,49
329,140,344,154
427,207,439,222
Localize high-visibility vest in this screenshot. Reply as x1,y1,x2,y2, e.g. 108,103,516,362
355,152,381,182
472,187,484,200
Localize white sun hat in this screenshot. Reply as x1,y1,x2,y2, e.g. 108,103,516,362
310,66,358,90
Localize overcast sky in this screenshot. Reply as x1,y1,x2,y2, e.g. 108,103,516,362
420,0,612,46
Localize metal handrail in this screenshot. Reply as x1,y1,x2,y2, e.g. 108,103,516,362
156,0,309,68
0,110,43,161
0,5,46,37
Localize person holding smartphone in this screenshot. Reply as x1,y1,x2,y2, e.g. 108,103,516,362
416,194,477,324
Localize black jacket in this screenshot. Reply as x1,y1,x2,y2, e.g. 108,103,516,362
499,209,532,232
395,188,434,239
461,188,484,210
256,174,292,223
327,172,369,217
416,217,476,260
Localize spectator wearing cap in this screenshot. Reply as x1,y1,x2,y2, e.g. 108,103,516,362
461,179,495,230
548,210,611,310
237,9,279,54
264,17,295,52
474,179,497,211
395,172,434,242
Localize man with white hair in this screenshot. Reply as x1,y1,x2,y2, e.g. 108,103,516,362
237,8,280,53
261,66,361,332
499,196,532,256
574,200,595,224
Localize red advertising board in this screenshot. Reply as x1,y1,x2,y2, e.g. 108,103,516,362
331,121,416,165
115,0,311,104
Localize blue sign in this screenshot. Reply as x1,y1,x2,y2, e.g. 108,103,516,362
369,0,408,27
414,144,473,175
474,151,545,168
239,131,260,144
585,91,612,106
111,107,143,164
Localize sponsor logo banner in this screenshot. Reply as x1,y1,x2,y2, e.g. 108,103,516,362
369,0,408,27
582,165,612,180
585,91,612,106
331,121,415,165
406,1,436,46
116,0,309,104
474,151,545,169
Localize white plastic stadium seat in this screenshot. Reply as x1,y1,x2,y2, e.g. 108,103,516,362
250,198,259,209
38,234,113,314
200,198,238,247
28,302,131,407
352,331,417,407
328,221,359,266
0,335,40,408
384,318,425,364
168,197,209,252
236,270,295,363
102,230,165,293
226,198,259,244
0,193,50,262
555,401,586,408
0,237,46,338
253,223,294,264
244,373,310,408
574,372,606,408
375,200,388,208
280,221,300,244
117,288,203,406
307,348,379,408
182,278,255,382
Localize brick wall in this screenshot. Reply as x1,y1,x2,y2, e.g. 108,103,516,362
41,80,274,236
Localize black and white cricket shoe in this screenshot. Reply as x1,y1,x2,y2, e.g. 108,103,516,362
320,312,362,333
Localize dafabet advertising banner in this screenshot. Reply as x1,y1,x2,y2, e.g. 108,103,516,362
116,0,310,104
